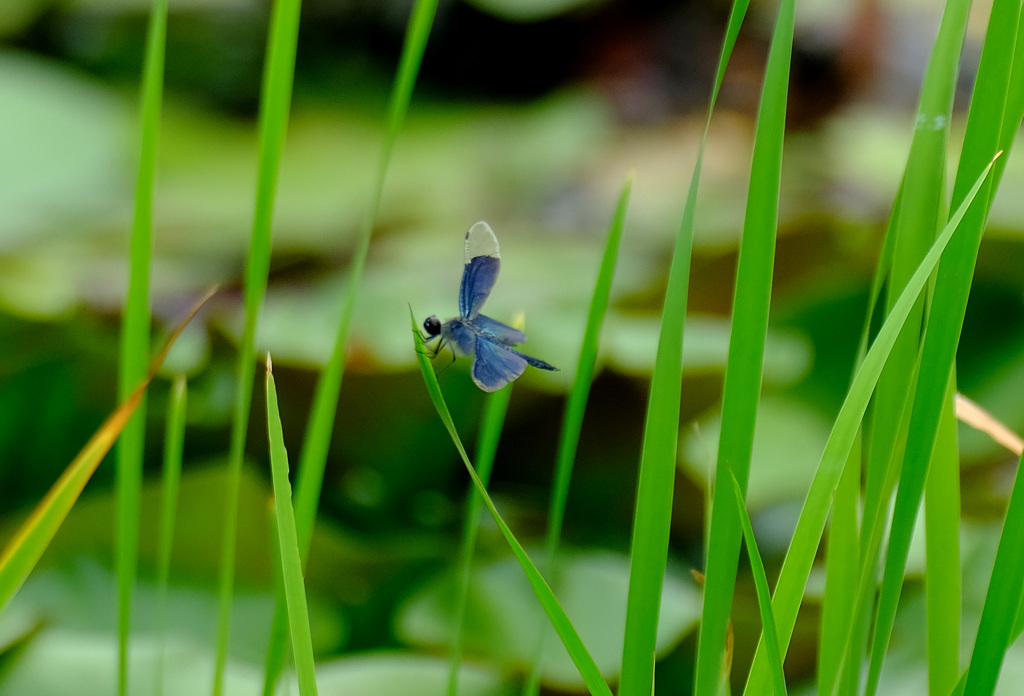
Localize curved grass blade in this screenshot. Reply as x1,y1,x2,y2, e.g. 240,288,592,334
411,311,613,696
292,0,440,555
0,289,215,612
863,0,1021,682
294,0,442,548
521,175,632,696
447,384,512,696
821,1,973,692
265,355,318,696
742,158,999,694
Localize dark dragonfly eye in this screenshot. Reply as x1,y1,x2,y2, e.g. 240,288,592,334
423,315,441,336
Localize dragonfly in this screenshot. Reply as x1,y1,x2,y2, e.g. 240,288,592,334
422,221,558,392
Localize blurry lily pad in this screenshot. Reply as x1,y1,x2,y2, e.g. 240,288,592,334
0,50,129,246
314,652,513,696
0,626,267,696
0,558,284,696
679,394,832,513
604,313,813,383
395,548,699,690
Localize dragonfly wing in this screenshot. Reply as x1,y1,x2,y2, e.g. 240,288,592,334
472,313,527,346
459,222,502,319
464,221,500,262
459,254,500,319
471,336,527,392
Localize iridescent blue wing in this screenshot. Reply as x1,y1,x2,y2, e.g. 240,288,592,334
460,256,499,320
458,222,501,319
471,336,528,392
472,313,527,346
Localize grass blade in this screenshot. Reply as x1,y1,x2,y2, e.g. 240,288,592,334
618,3,752,693
265,356,319,696
262,3,439,691
546,175,632,565
727,469,786,696
292,0,440,555
825,0,972,691
817,443,861,695
154,375,186,696
520,175,632,696
447,386,512,696
925,380,961,694
864,0,1020,683
962,451,1024,695
741,158,998,694
212,0,302,692
115,0,166,692
411,312,613,696
694,1,793,693
0,290,213,613
616,0,754,684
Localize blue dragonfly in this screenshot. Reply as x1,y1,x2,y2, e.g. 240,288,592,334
423,221,558,392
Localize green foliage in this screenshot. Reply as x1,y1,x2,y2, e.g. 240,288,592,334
265,357,318,695
213,0,302,693
3,0,1024,694
694,1,794,693
412,311,613,696
116,0,166,692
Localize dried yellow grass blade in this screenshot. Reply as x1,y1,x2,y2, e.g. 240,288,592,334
0,287,216,609
955,392,1024,456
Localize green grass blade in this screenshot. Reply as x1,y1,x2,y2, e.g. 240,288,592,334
816,443,860,695
1003,15,1024,153
741,158,998,694
859,0,967,593
116,0,166,692
820,1,971,691
261,4,439,690
520,175,632,696
154,375,186,696
447,386,512,696
617,152,691,696
863,0,1019,683
925,380,961,695
211,0,302,693
616,0,754,684
265,356,319,696
546,175,632,563
861,0,968,501
962,453,1024,695
411,312,613,696
292,0,440,555
694,2,793,694
994,12,1024,654
727,470,786,696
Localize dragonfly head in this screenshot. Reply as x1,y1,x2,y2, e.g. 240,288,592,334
423,315,442,337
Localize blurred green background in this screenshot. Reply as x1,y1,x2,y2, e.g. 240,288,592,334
2,0,1024,693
